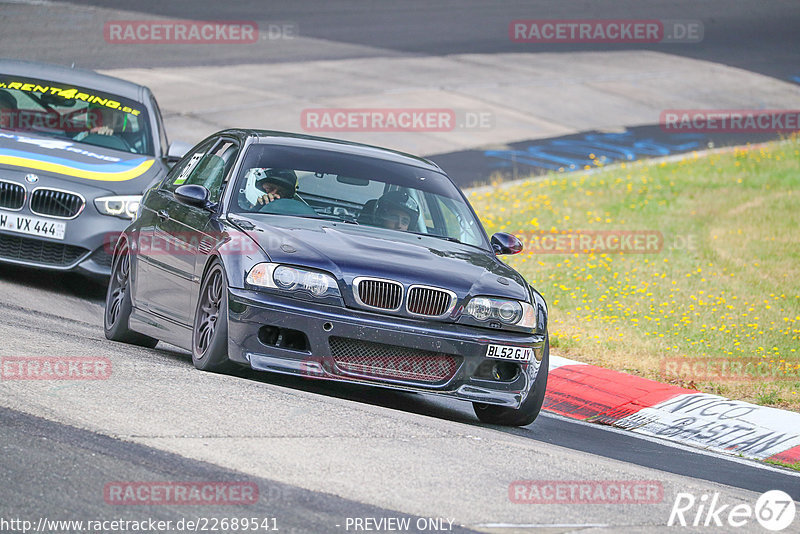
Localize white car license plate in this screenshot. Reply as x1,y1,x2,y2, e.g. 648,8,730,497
0,212,66,240
486,344,532,362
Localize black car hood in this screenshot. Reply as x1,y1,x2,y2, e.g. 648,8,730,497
0,130,163,194
231,213,531,302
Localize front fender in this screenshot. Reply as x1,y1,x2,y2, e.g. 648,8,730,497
529,284,548,335
202,218,270,289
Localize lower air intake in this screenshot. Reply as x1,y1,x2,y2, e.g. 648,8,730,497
329,336,459,384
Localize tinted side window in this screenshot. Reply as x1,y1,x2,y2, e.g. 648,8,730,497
182,140,238,202
150,96,169,157
162,138,216,192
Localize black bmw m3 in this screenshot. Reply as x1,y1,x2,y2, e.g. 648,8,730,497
105,129,549,426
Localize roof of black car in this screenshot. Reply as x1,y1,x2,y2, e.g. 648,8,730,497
0,59,146,101
242,129,442,171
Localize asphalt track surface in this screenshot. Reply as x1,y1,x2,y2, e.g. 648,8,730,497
0,407,478,534
7,0,797,187
430,127,785,188
2,1,800,531
14,0,800,81
0,263,798,532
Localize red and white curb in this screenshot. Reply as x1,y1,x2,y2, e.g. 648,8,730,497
544,355,800,464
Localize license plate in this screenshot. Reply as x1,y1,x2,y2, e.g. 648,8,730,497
0,212,66,240
486,344,532,362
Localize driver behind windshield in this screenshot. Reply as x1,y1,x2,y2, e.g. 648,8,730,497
374,190,419,232
74,106,126,140
241,168,298,210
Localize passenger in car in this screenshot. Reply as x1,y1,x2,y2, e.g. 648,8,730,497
0,89,17,111
374,190,420,231
0,90,17,130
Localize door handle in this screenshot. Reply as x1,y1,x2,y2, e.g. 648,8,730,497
157,210,169,221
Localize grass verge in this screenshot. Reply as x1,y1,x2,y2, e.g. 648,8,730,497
764,459,800,473
469,136,800,411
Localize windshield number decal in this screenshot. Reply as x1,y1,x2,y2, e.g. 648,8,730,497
173,152,205,185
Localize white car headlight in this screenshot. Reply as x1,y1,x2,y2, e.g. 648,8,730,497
246,263,341,299
94,195,142,219
465,297,537,329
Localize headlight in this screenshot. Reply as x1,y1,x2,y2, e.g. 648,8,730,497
465,297,537,329
94,195,142,219
246,263,341,299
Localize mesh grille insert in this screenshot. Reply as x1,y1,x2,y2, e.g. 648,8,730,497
329,336,459,384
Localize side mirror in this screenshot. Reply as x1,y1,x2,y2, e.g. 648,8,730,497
174,184,211,209
491,232,523,255
167,140,192,165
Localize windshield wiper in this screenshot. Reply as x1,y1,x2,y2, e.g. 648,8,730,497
408,231,462,244
312,213,359,224
407,231,492,252
249,212,360,225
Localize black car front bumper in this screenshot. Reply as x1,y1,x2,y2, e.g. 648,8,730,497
0,227,118,279
226,287,547,408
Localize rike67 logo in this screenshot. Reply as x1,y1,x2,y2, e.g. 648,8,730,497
669,490,796,531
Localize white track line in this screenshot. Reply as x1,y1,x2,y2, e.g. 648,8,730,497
472,523,611,529
540,412,800,478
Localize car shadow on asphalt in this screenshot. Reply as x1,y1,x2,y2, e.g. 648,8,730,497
152,341,481,426
0,264,108,302
244,369,481,425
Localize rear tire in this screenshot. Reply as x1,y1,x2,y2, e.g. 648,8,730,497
191,261,235,373
104,241,158,348
473,337,549,426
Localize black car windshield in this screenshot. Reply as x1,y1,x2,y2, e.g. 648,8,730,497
0,75,153,155
229,143,489,249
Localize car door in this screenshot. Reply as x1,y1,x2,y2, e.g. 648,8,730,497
186,139,241,316
135,138,215,322
147,137,239,326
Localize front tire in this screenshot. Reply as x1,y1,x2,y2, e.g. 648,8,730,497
473,337,549,426
192,261,235,373
104,241,158,348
